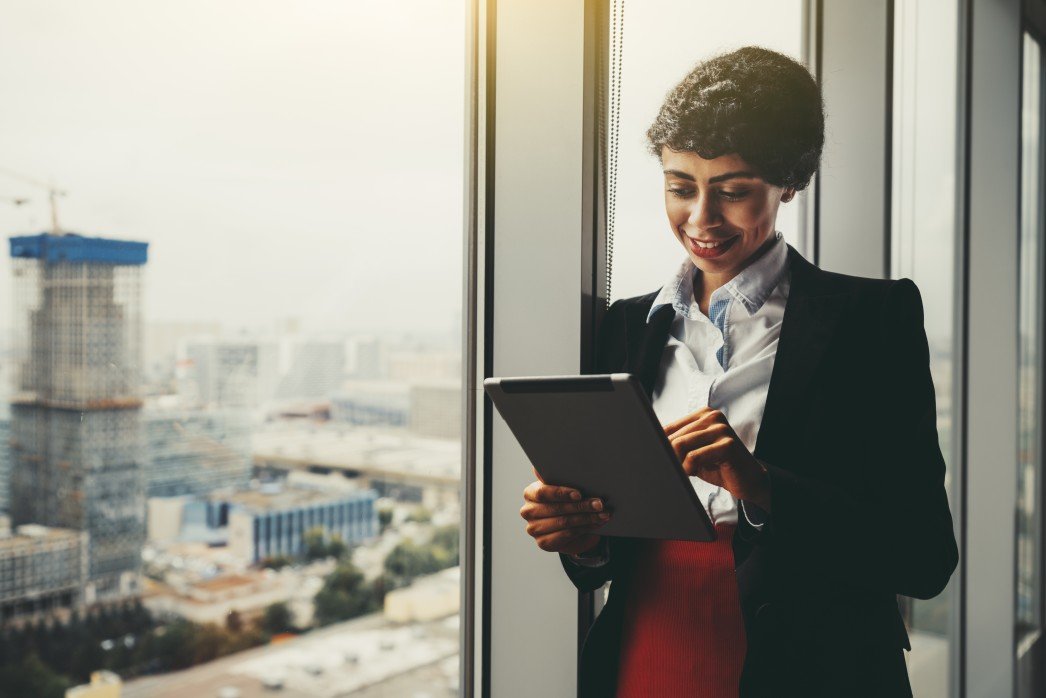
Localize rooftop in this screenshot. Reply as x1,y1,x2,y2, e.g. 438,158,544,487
219,482,374,514
251,425,460,485
0,524,84,551
9,232,148,266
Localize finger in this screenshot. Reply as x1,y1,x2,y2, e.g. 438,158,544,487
681,436,733,476
668,422,731,461
664,408,724,440
526,511,611,537
662,406,713,436
523,480,582,503
520,498,605,520
532,466,546,484
667,411,728,441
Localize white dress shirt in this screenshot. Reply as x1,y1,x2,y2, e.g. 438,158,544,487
649,229,789,528
648,232,786,527
569,230,789,566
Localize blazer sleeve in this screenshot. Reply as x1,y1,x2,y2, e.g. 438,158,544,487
558,298,628,593
757,278,959,600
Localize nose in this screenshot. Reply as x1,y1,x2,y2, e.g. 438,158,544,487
686,190,721,232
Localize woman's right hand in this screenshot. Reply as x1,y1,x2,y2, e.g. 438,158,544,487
520,467,612,555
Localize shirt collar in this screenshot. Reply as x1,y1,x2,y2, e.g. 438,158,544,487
646,230,789,323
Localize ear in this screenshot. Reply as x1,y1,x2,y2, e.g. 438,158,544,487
781,187,796,203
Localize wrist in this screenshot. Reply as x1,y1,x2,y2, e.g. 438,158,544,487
746,462,772,513
573,537,606,558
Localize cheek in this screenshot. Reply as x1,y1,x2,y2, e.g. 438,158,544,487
729,197,775,228
665,200,688,227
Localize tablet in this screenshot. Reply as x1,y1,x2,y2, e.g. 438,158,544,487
483,373,715,542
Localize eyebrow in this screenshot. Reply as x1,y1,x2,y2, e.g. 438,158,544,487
663,169,759,184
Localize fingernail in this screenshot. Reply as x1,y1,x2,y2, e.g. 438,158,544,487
590,499,603,511
599,512,611,520
570,491,581,501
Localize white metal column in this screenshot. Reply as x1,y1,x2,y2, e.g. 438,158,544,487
962,0,1021,695
816,0,892,277
481,1,591,696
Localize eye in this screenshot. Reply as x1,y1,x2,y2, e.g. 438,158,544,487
718,189,750,201
666,187,693,198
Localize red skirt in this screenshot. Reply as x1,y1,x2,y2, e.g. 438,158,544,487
615,523,746,697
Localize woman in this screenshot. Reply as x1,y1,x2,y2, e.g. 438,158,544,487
518,46,958,697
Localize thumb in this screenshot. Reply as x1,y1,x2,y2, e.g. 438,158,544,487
532,466,546,484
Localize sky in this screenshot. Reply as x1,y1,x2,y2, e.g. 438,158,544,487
0,0,958,346
0,0,466,335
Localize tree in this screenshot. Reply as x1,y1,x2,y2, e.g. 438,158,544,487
260,554,293,570
260,602,294,635
430,524,460,567
383,539,442,588
326,534,349,560
303,526,328,561
313,561,380,626
404,505,432,524
225,610,244,634
0,654,69,698
378,506,394,532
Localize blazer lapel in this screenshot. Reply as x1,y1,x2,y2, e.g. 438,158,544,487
753,245,849,464
633,303,675,397
621,244,849,466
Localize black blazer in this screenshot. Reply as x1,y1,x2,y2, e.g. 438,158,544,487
560,244,959,697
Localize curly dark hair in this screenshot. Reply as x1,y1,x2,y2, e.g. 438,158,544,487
646,46,824,191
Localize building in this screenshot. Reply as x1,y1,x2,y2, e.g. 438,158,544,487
347,335,385,379
0,522,88,624
0,402,9,513
225,483,378,564
143,321,222,390
386,350,459,383
147,476,378,564
7,232,148,601
384,566,460,623
408,381,460,439
146,496,229,544
66,670,122,698
251,425,460,508
330,380,410,427
143,403,251,498
276,337,346,400
179,337,279,408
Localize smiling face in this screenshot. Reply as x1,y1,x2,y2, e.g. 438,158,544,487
661,147,795,287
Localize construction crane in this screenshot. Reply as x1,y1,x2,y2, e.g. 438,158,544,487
0,167,66,234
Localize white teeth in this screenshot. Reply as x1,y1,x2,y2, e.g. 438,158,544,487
694,238,731,249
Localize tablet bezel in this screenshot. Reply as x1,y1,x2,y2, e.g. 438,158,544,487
484,373,716,542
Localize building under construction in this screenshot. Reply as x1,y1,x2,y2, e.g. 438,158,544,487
7,232,148,602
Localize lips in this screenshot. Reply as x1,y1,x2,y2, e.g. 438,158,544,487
687,234,740,259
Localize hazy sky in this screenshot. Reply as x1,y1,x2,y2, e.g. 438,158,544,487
0,0,958,346
0,0,466,335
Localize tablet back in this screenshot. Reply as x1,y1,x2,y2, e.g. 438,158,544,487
484,373,715,542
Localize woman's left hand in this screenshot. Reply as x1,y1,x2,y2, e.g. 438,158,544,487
663,407,772,512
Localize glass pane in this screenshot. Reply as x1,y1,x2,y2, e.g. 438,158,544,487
890,1,961,695
1017,30,1044,650
0,2,465,695
607,0,807,303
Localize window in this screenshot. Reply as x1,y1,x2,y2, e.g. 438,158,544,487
891,0,962,694
0,3,466,694
1018,28,1044,659
606,0,808,304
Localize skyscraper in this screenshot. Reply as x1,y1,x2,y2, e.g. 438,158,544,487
7,232,148,602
